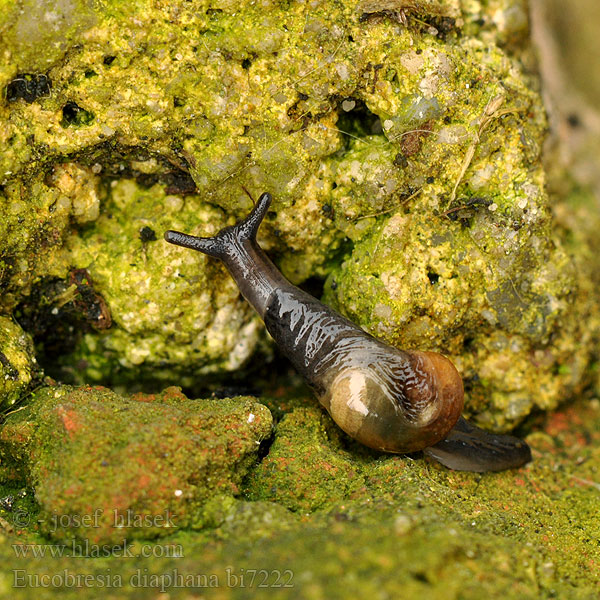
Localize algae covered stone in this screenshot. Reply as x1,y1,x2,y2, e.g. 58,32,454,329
0,316,40,411
0,170,92,312
0,0,597,427
62,178,266,386
0,384,272,543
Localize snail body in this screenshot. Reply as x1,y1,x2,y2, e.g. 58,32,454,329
165,193,531,471
263,287,464,453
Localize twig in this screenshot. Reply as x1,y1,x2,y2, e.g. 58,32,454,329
449,94,520,204
571,476,600,492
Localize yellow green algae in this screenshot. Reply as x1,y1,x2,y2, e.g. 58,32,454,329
63,178,267,385
0,0,596,426
0,316,40,412
0,384,599,598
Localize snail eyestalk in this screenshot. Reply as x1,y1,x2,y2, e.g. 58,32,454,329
164,192,532,471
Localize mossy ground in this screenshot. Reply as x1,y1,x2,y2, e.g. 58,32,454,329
0,384,273,544
0,389,599,598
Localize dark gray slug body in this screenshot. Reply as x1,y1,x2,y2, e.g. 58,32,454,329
165,192,531,472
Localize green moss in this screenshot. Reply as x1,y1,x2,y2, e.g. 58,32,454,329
1,393,599,597
245,407,368,512
0,383,273,544
0,316,40,412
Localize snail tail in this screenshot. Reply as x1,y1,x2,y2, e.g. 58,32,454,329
423,417,532,472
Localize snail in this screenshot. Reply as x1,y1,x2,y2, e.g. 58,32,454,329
165,192,531,472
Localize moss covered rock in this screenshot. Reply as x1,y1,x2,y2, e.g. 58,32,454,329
0,0,598,424
62,178,266,385
0,1,598,597
0,316,40,412
0,393,599,598
0,384,272,543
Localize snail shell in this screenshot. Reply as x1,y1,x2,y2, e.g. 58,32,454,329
324,351,463,452
165,192,531,471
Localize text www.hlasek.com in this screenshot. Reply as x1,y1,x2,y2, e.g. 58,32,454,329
12,539,183,559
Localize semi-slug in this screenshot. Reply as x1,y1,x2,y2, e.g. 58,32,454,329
165,192,531,472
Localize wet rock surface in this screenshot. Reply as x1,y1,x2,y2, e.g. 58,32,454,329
0,0,597,425
0,384,272,544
